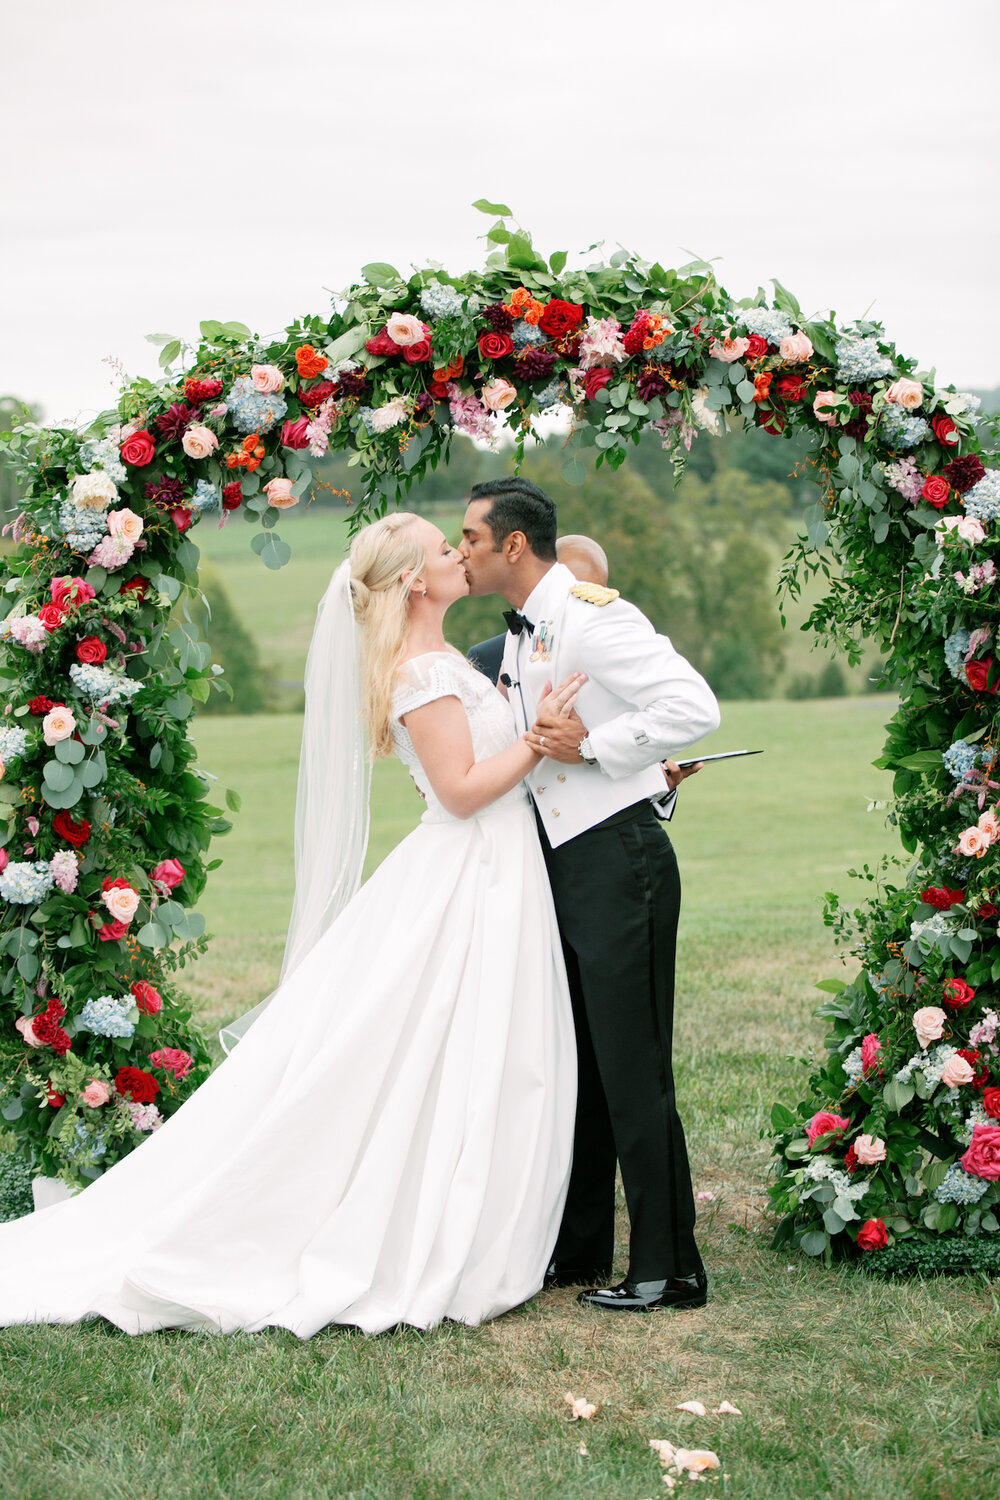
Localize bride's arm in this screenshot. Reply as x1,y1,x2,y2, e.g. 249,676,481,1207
402,674,584,820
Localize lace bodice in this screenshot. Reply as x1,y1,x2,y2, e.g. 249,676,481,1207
391,652,526,822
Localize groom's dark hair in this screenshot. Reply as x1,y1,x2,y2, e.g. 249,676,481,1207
469,477,557,561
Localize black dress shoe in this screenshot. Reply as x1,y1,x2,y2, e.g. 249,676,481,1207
543,1260,614,1289
577,1271,708,1312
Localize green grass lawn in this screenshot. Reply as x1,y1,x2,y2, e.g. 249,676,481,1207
3,697,999,1499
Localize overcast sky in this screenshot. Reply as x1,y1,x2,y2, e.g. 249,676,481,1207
3,0,998,427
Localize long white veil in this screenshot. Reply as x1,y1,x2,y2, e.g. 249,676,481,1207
219,561,370,1052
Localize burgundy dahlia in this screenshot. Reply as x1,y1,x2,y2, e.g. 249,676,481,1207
144,476,189,506
942,453,987,494
848,390,874,412
155,402,200,440
636,368,669,402
516,348,558,383
481,302,514,334
336,370,369,400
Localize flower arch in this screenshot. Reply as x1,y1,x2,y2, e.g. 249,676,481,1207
1,203,998,1266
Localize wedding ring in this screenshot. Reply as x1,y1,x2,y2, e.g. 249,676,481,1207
540,736,546,747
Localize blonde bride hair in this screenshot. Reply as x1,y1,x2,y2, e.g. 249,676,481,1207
348,511,426,759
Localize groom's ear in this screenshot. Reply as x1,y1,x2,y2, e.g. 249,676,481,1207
504,530,529,564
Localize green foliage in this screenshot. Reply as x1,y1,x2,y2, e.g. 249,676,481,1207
0,1140,33,1221
859,1234,1000,1278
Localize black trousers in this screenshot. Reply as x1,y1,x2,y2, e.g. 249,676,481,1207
537,800,701,1282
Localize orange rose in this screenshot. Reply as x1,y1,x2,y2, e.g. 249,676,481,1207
295,344,329,379
753,373,773,403
523,300,545,326
507,287,532,317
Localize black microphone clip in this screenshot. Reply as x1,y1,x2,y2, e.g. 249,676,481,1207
500,672,518,689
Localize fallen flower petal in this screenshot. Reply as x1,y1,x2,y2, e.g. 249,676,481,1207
676,1401,708,1416
674,1448,721,1474
578,1442,588,1456
696,1190,716,1202
564,1392,597,1421
713,1401,742,1416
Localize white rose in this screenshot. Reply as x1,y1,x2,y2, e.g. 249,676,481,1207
72,471,118,511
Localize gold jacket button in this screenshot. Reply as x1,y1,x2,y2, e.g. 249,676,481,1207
535,786,546,795
557,773,566,782
552,808,560,817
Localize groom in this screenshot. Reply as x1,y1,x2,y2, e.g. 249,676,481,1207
460,477,720,1312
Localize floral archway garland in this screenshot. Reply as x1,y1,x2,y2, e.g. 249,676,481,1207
1,202,999,1270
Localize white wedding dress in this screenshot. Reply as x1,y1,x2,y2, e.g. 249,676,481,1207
0,651,576,1337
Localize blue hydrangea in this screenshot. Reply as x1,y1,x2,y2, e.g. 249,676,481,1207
944,628,972,679
192,480,220,512
953,392,982,416
419,281,466,320
69,663,142,705
943,739,980,779
79,436,127,486
65,1120,108,1166
933,1163,990,1204
77,994,135,1038
512,321,545,350
963,470,1000,522
0,726,29,761
843,1046,864,1083
534,380,568,412
835,337,896,383
880,404,932,448
225,376,287,435
58,498,108,552
738,306,794,346
357,407,375,435
0,860,54,904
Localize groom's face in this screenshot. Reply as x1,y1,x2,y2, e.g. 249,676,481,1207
459,500,509,597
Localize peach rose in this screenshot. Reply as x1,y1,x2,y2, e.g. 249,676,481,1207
913,1005,947,1048
979,810,1000,842
42,705,76,745
386,313,426,348
854,1134,887,1165
81,1079,110,1108
250,364,284,394
102,884,140,923
813,390,840,426
886,377,923,410
957,825,990,857
709,335,750,363
940,1053,975,1089
14,1015,41,1046
481,378,518,412
263,478,299,509
779,332,814,364
106,507,144,545
957,517,986,544
181,424,219,460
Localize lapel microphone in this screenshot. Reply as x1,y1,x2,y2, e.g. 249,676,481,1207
500,672,518,689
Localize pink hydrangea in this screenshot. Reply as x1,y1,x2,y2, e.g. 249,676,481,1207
49,850,79,894
578,316,627,370
127,1100,163,1132
88,533,135,571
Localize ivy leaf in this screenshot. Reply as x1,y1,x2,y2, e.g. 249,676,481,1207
472,199,513,217
225,788,242,813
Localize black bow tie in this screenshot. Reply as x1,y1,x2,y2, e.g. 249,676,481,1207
503,608,534,637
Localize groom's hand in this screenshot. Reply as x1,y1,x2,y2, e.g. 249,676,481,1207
526,705,588,763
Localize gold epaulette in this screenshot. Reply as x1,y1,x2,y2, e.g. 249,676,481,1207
570,582,620,606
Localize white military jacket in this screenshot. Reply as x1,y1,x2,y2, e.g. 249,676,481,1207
500,563,720,849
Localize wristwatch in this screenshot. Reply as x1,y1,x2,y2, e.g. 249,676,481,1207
578,735,598,765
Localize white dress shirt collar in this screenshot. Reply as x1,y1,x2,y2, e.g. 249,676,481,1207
520,562,576,628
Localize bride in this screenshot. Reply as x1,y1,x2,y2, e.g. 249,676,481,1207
0,512,579,1337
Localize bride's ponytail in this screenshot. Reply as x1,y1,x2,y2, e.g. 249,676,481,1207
349,513,425,759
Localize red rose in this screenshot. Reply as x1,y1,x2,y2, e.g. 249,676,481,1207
120,429,156,466
745,334,769,359
844,1144,858,1173
76,636,107,665
921,475,951,509
364,328,400,358
978,902,999,919
539,299,583,339
222,482,243,511
761,409,787,436
402,339,433,365
119,577,149,601
37,602,66,632
478,332,514,360
28,696,54,715
932,413,959,447
958,1048,990,1089
102,875,131,892
170,506,193,533
966,658,998,694
982,1087,1000,1120
856,1218,888,1251
131,979,163,1016
114,1066,160,1104
280,417,311,449
942,977,976,1011
428,380,452,401
961,1123,1000,1179
99,918,128,942
774,373,806,402
920,886,965,910
52,810,90,846
46,1086,66,1108
583,367,615,401
299,380,335,408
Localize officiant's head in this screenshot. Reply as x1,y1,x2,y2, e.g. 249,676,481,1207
460,478,557,605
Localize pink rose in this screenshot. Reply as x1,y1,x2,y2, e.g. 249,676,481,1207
386,313,427,348
854,1134,887,1165
940,1054,975,1089
957,826,990,858
42,705,76,745
481,378,518,412
979,810,1000,841
148,1046,194,1079
280,417,311,450
102,884,140,924
813,391,840,426
913,1005,947,1048
181,424,219,460
886,378,924,411
107,507,144,545
0,849,9,874
957,517,985,544
151,858,185,891
250,364,284,394
14,1015,41,1046
960,1124,1000,1180
861,1032,883,1077
81,1079,110,1108
779,332,814,364
263,477,299,509
709,335,750,363
806,1110,850,1148
50,576,95,610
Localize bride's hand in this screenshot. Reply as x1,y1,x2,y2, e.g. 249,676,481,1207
535,672,587,720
